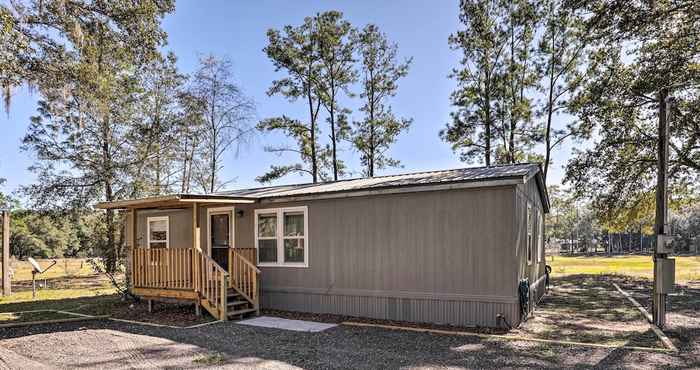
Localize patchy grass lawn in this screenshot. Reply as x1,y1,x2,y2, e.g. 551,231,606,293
548,255,700,282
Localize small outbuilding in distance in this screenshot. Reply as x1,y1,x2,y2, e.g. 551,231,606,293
98,162,549,328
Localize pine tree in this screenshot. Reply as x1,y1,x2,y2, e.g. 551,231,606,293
315,11,356,180
442,0,507,166
535,0,586,181
352,24,412,177
259,14,331,183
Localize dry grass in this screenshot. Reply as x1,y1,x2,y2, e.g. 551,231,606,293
10,258,96,281
548,255,700,282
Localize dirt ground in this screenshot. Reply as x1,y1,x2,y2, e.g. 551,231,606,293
0,275,697,369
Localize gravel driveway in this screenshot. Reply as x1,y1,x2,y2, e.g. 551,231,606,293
0,318,696,369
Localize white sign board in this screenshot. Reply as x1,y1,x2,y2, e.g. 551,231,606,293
28,257,43,274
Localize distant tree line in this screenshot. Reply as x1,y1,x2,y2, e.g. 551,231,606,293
548,186,700,255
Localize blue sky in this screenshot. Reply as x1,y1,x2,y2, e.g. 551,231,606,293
0,0,575,201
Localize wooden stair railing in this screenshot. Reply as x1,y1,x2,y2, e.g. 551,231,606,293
193,248,229,320
229,248,261,315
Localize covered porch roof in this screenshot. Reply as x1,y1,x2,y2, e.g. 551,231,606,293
95,193,257,210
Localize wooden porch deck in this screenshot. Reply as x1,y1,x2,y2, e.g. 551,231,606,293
129,247,260,320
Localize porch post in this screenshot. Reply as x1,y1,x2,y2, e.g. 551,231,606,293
2,210,10,296
192,202,201,316
192,202,199,251
130,208,137,290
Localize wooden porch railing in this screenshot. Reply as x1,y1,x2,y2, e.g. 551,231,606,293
195,248,229,320
131,248,194,290
234,248,256,265
229,248,260,313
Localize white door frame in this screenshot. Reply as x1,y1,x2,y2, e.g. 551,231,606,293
206,206,236,256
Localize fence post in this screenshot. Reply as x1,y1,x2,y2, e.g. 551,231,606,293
2,210,10,296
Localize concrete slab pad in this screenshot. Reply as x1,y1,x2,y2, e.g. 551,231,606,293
237,316,337,332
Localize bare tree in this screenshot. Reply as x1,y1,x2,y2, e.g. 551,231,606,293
189,55,255,193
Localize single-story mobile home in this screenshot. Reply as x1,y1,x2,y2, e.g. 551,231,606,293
97,163,549,328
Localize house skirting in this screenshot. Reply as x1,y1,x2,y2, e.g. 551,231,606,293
261,288,521,328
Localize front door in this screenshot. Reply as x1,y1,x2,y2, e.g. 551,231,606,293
210,211,232,269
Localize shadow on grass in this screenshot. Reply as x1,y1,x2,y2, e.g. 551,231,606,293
0,293,214,327
514,274,663,348
612,275,700,356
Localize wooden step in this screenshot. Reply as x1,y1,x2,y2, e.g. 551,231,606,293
227,300,250,308
227,307,257,318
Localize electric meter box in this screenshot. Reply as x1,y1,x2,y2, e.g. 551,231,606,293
655,258,675,294
656,234,674,254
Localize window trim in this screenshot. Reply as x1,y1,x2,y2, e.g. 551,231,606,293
146,216,169,249
254,206,309,268
526,203,533,265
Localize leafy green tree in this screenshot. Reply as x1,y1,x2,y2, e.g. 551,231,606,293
564,0,699,220
0,0,174,115
0,179,18,209
19,0,174,271
352,24,412,177
175,90,207,193
126,52,189,196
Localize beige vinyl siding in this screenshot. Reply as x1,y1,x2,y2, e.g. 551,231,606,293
123,182,536,327
515,176,547,308
235,186,519,326
130,208,194,249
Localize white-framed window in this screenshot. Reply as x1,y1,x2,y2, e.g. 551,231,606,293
537,210,544,263
147,216,169,249
254,206,308,267
527,203,533,265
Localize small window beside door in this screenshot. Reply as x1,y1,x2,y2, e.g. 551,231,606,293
255,206,308,267
147,216,169,249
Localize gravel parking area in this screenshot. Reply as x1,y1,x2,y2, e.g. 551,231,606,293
0,316,695,369
0,275,697,369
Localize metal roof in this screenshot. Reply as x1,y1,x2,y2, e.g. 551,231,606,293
216,163,542,199
95,163,549,211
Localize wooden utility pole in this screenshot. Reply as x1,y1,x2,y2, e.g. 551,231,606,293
653,92,675,328
2,210,10,296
